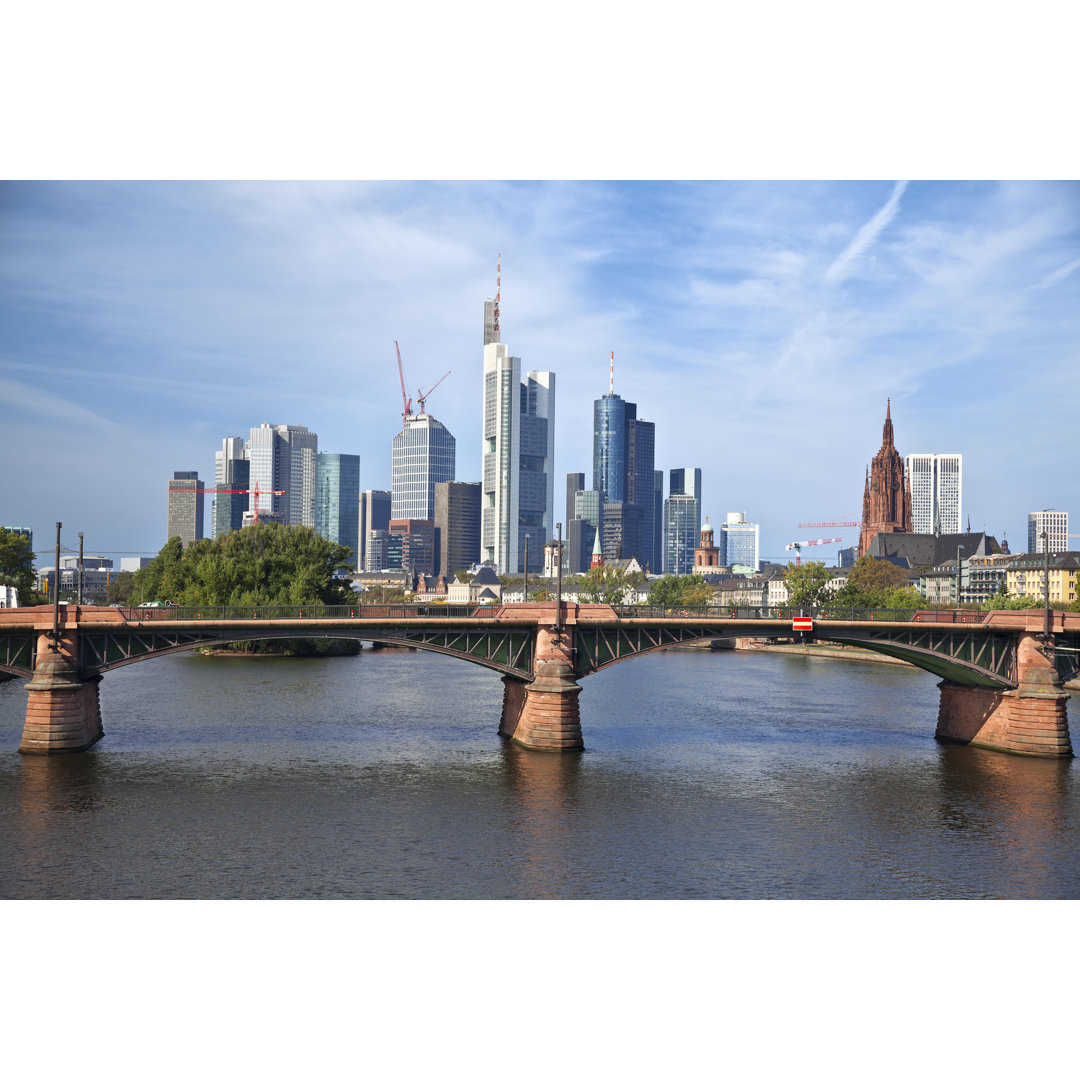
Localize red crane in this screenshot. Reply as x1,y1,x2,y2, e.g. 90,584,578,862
786,537,843,566
798,520,860,528
395,341,413,425
167,485,286,526
416,370,451,415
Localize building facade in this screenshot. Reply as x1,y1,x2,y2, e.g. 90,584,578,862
212,436,250,539
720,511,759,571
905,453,962,535
359,490,391,572
859,400,912,558
519,371,555,573
1028,510,1069,553
1006,551,1079,605
434,480,481,579
663,494,699,575
167,471,204,547
246,423,318,526
315,453,361,566
392,413,456,522
389,518,436,577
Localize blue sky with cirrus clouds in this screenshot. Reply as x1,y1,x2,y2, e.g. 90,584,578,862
1,179,1077,565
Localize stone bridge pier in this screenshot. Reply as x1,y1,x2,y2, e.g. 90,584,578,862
498,623,583,751
936,630,1072,757
20,629,104,755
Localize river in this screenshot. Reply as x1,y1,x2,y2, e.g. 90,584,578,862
1,646,1077,899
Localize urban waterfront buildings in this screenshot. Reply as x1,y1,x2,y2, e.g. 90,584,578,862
905,453,962,535
480,282,555,574
166,471,204,547
315,453,360,566
359,489,391,571
1028,510,1069,553
858,401,912,558
663,494,699,575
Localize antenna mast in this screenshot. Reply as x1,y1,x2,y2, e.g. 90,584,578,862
609,350,614,395
494,253,501,340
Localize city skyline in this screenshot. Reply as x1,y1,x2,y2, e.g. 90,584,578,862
2,181,1078,566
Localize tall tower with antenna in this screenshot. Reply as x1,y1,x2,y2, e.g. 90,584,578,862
483,253,501,346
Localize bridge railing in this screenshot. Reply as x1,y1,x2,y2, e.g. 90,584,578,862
610,605,989,623
119,604,497,623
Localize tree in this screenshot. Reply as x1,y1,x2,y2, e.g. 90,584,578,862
783,560,833,609
106,571,136,605
830,556,914,608
647,574,715,608
0,527,40,603
579,564,632,604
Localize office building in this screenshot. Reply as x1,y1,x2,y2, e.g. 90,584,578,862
359,490,392,572
316,453,361,566
167,471,204,547
567,484,603,574
389,518,435,577
1028,510,1069,553
592,375,656,568
663,495,699,575
212,436,250,539
480,287,555,574
434,481,481,578
392,413,456,521
246,423,318,526
905,453,962,535
720,511,760,571
566,472,585,531
669,467,702,502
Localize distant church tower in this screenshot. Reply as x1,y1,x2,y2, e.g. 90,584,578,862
858,399,912,558
694,517,719,569
590,527,603,569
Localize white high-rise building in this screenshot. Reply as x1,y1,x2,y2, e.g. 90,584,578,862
720,511,760,572
1028,510,1069,553
480,268,555,574
246,423,318,526
391,413,456,521
905,453,962,535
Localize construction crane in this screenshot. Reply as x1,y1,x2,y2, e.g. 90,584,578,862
416,370,451,415
395,340,413,426
786,537,843,566
798,519,860,528
167,485,286,526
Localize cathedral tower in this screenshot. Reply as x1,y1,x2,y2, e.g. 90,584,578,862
858,400,912,558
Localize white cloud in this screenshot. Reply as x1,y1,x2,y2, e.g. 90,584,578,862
823,180,909,286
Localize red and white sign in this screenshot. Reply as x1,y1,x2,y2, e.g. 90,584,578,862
792,617,814,632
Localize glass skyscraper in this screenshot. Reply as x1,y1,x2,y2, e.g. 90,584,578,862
392,413,456,522
246,423,318,526
663,494,699,575
720,512,760,571
316,452,361,567
213,436,249,539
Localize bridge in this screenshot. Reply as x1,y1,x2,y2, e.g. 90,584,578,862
1,603,1077,757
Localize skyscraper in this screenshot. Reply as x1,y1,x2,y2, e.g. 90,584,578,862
592,366,655,567
669,467,702,502
392,412,456,521
905,453,962,535
1028,510,1069,553
167,471,204,547
663,494,699,575
359,490,391,571
434,481,481,578
719,512,760,571
858,400,911,558
246,422,318,526
212,436,249,539
315,453,360,566
480,267,555,574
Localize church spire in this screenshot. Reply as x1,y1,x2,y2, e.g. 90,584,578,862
882,398,894,448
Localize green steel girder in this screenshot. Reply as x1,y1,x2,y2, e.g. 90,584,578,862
77,623,536,680
0,631,36,678
573,624,733,676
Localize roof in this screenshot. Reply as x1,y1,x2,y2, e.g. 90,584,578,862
867,531,999,567
471,565,501,585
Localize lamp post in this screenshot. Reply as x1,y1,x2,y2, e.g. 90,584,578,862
49,522,61,651
78,531,84,606
556,522,563,635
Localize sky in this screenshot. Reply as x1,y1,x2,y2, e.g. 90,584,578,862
2,179,1078,567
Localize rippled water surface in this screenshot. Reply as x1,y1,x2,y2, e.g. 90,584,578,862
1,648,1077,898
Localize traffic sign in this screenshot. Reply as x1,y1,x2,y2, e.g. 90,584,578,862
793,617,813,632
